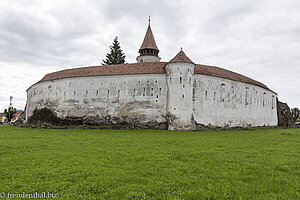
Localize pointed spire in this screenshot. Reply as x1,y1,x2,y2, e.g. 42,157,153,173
139,23,159,52
169,49,194,64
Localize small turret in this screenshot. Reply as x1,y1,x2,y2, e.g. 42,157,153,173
169,48,194,64
136,18,161,63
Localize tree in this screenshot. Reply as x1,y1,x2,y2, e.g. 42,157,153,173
4,106,17,123
291,107,300,122
102,36,126,65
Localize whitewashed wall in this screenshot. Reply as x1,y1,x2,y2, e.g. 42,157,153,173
26,69,278,129
26,74,167,125
165,62,195,130
193,74,278,127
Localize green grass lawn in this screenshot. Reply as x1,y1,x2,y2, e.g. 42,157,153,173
0,126,299,199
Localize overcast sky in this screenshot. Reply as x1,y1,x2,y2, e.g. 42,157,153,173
0,0,299,112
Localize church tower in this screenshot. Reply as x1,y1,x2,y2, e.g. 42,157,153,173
136,18,161,63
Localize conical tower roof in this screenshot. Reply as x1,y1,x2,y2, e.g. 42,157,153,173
139,25,159,52
169,49,194,64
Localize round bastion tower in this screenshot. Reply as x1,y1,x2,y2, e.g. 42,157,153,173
136,20,161,63
165,50,196,130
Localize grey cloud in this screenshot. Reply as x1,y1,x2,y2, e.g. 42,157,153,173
0,0,299,112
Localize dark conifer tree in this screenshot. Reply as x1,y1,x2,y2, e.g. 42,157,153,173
4,106,17,123
102,36,126,65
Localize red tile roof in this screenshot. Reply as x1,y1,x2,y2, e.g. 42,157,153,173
0,111,23,119
139,25,159,52
169,50,194,64
194,64,270,91
33,62,272,92
15,111,23,116
37,62,166,85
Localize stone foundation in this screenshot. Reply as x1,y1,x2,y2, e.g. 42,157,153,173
26,108,167,129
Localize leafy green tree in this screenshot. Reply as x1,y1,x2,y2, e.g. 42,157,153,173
291,107,299,122
4,106,17,123
102,36,126,65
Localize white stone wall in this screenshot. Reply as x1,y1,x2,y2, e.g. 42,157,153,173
26,74,167,125
26,69,278,129
193,74,278,127
165,62,195,130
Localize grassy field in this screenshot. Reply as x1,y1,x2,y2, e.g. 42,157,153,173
0,126,300,199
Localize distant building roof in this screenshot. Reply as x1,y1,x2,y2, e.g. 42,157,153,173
15,111,23,116
0,111,23,118
31,62,272,92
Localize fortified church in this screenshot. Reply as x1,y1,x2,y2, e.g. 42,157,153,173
25,21,278,130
